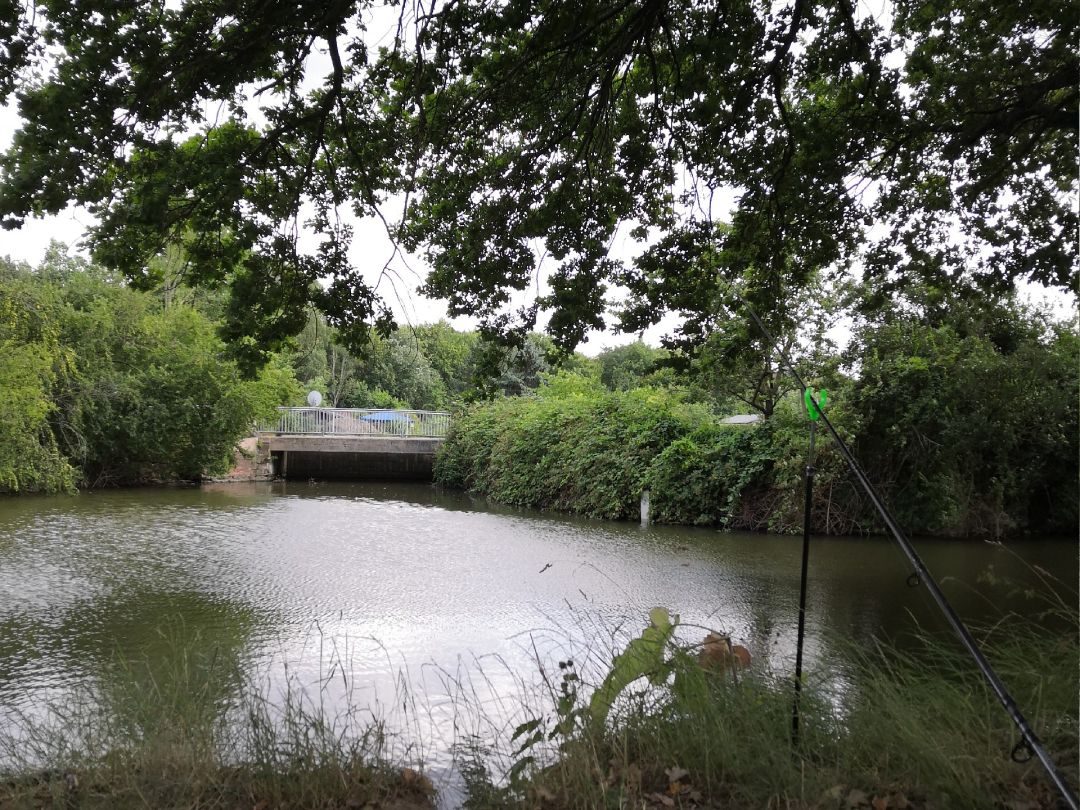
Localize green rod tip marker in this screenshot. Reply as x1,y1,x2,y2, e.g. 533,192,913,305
803,388,827,421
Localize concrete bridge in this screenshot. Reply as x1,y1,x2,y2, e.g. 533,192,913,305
257,408,450,481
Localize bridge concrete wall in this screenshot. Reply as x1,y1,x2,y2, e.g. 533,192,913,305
266,435,442,481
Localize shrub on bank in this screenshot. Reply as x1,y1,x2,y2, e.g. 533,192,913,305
436,376,711,520
645,423,778,527
435,378,850,532
0,259,298,491
436,337,1078,538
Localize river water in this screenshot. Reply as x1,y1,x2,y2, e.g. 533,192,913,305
0,481,1074,785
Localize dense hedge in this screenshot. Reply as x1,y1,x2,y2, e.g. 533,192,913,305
436,378,712,520
437,375,792,526
435,381,854,533
646,424,779,527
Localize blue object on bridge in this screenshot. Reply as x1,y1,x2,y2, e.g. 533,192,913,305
360,411,410,422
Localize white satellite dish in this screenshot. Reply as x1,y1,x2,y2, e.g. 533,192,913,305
306,390,323,407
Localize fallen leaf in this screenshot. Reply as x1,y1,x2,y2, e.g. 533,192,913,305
400,767,434,794
872,797,888,810
649,792,676,807
823,784,846,801
846,788,870,808
535,786,556,803
665,766,690,783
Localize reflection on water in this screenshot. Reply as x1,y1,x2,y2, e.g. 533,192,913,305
0,481,1075,778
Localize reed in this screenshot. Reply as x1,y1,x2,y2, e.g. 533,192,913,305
454,609,1078,809
0,635,435,810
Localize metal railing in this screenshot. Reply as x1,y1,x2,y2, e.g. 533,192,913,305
262,408,451,438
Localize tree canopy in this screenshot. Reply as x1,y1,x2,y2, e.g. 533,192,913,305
0,0,1074,363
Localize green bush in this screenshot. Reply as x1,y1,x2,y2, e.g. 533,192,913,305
846,308,1079,537
0,274,78,492
0,257,300,490
436,377,710,520
645,424,776,526
433,294,1080,540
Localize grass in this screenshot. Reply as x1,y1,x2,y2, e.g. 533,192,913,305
0,603,1074,809
452,609,1078,810
0,633,436,810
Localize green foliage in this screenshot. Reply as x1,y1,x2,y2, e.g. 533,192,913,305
0,253,299,491
437,290,1078,538
471,333,556,399
342,382,408,411
411,321,480,399
0,0,1070,360
595,342,669,391
0,265,77,492
436,379,710,520
287,320,608,414
846,294,1079,536
0,342,77,493
358,332,450,411
646,425,777,527
503,608,1078,810
588,607,677,726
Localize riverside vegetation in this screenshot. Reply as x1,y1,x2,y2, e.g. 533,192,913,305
0,627,438,810
434,293,1078,539
3,247,1076,540
453,596,1078,810
2,594,1075,809
0,247,571,493
0,1,1074,804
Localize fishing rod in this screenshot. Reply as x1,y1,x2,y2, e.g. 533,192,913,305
790,385,823,746
726,286,1078,810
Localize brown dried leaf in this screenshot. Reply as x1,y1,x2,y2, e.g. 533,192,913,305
401,767,434,795
665,766,690,783
535,786,556,803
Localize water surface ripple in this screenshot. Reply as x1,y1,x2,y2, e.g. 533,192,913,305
0,481,1073,775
